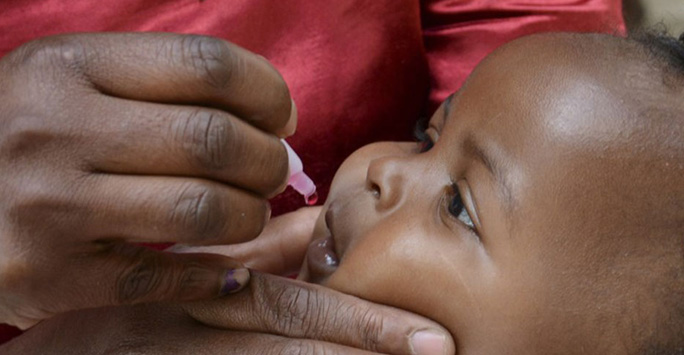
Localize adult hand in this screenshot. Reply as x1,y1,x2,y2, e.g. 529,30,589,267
1,273,455,355
171,206,323,275
0,32,295,328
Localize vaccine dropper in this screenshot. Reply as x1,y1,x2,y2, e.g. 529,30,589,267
281,139,318,205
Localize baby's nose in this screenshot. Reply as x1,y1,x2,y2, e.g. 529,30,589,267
366,155,409,212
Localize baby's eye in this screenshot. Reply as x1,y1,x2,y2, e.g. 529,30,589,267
413,118,434,153
448,188,475,229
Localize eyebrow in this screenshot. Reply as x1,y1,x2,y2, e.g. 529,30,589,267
462,136,515,210
441,91,515,209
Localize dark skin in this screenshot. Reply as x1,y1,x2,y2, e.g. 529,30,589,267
0,32,456,354
1,208,454,355
0,32,295,328
5,32,681,354
298,33,684,354
3,273,451,354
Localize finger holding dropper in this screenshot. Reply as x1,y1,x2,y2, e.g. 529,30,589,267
281,139,318,205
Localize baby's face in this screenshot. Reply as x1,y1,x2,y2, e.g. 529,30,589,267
299,34,676,353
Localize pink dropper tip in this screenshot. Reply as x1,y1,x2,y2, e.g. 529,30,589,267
305,191,319,205
282,139,317,205
289,171,316,198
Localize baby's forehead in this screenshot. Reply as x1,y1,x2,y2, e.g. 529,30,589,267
437,34,676,180
440,32,683,225
448,33,674,157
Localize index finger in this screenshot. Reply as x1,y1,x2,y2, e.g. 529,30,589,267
17,32,294,137
184,273,455,355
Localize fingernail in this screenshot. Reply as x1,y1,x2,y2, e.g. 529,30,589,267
219,268,250,295
264,202,272,225
410,330,447,355
281,99,298,137
165,243,191,253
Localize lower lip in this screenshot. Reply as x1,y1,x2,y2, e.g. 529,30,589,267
305,234,339,283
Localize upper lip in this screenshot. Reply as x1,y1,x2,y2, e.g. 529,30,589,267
324,207,335,239
302,204,341,283
323,195,365,261
324,203,346,259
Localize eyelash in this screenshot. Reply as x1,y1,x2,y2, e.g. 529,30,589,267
414,120,477,232
448,185,475,230
413,118,434,153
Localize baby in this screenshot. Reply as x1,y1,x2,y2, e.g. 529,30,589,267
297,32,684,354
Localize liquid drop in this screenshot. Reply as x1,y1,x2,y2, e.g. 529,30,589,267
305,191,319,205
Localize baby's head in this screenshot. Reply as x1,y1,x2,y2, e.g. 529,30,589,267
298,32,684,354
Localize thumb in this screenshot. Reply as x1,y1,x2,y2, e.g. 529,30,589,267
97,243,251,306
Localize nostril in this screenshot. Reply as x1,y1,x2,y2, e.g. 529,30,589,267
366,153,409,211
368,182,381,198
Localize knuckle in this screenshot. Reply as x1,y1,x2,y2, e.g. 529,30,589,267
262,281,328,337
0,115,54,160
170,182,223,242
274,287,311,333
256,277,384,352
356,307,384,351
176,109,240,171
6,179,67,230
11,36,86,72
181,35,236,91
115,254,165,304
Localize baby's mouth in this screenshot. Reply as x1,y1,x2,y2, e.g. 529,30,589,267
304,208,340,284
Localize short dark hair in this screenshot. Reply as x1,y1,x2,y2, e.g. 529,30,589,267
629,29,684,355
632,29,684,84
637,31,684,70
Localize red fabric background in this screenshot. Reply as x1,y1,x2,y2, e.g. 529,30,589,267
0,0,624,345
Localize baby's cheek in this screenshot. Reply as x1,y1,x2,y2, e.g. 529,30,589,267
323,231,463,330
325,246,413,302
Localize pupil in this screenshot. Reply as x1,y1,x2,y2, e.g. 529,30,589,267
449,195,464,216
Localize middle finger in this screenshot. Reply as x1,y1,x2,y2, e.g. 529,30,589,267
76,174,269,245
84,96,289,198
